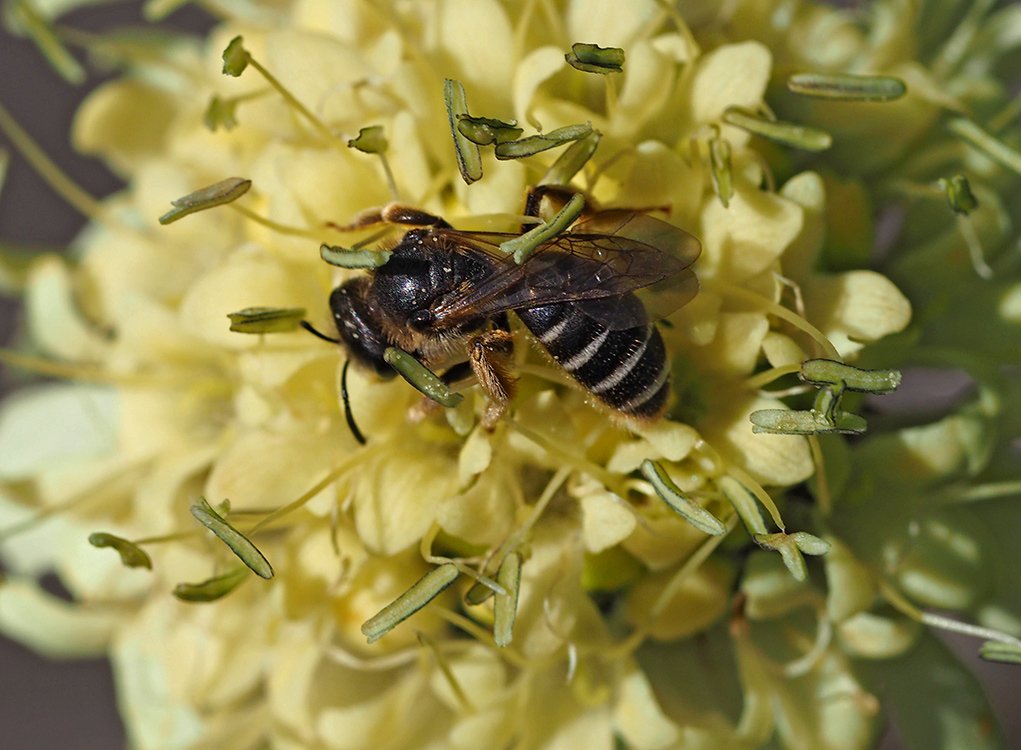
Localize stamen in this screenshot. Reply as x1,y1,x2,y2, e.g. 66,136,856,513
159,177,252,225
771,605,833,678
360,563,459,643
799,359,901,393
347,125,399,202
744,364,801,391
456,115,523,145
229,203,328,240
948,117,1021,177
190,498,274,579
807,435,832,515
173,566,249,602
226,306,306,334
718,475,767,536
0,101,105,221
564,43,625,74
418,632,475,711
540,130,601,186
881,579,1021,665
509,423,623,492
494,122,594,160
938,174,979,216
787,73,907,102
725,467,784,531
87,532,153,569
500,191,584,264
248,455,363,534
321,243,393,268
640,459,726,535
705,280,841,360
493,552,522,647
7,0,85,84
221,36,338,144
384,347,464,408
723,107,832,152
956,213,994,280
709,134,733,207
444,79,483,184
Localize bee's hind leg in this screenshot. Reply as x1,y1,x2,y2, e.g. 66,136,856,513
467,329,518,430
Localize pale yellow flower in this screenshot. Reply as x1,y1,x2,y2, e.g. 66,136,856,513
22,1,1021,749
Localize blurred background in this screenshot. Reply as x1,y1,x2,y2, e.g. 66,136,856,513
0,3,1019,748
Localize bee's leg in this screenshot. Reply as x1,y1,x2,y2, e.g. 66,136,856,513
327,204,451,232
467,330,517,429
379,204,452,228
523,185,597,225
524,186,671,228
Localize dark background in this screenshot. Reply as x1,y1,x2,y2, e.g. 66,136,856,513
1,3,1019,749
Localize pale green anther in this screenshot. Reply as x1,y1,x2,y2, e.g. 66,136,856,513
813,386,842,423
493,553,522,647
173,566,249,603
718,476,767,536
88,532,153,570
347,125,388,154
938,174,979,216
320,243,392,269
361,563,459,643
444,79,483,184
565,42,625,74
540,131,602,185
641,460,727,536
456,115,523,145
384,347,464,408
8,0,86,85
749,408,868,435
787,73,907,101
755,533,808,582
709,136,733,208
190,498,274,579
499,192,585,264
158,177,252,225
722,108,832,151
227,307,306,334
948,118,1021,177
790,531,831,556
471,572,506,596
800,358,902,393
980,641,1021,665
494,123,593,160
222,35,250,76
204,96,240,132
464,579,495,606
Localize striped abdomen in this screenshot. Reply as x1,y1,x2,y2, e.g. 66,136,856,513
516,302,669,419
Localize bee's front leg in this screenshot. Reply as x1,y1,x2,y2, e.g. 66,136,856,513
467,329,517,430
327,204,451,232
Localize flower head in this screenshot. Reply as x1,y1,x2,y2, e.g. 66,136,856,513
2,1,1020,748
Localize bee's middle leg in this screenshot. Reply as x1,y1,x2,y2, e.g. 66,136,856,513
467,329,518,429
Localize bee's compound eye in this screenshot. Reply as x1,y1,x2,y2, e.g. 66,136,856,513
409,309,434,330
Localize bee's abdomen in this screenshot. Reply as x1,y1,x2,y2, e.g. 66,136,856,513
517,303,669,418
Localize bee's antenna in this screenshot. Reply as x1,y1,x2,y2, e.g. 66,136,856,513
300,320,342,344
341,360,368,445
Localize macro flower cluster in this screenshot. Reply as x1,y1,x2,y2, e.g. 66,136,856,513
1,1,1020,748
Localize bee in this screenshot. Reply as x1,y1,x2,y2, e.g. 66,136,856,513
330,187,700,428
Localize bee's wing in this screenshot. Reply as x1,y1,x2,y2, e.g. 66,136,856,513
427,213,701,331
